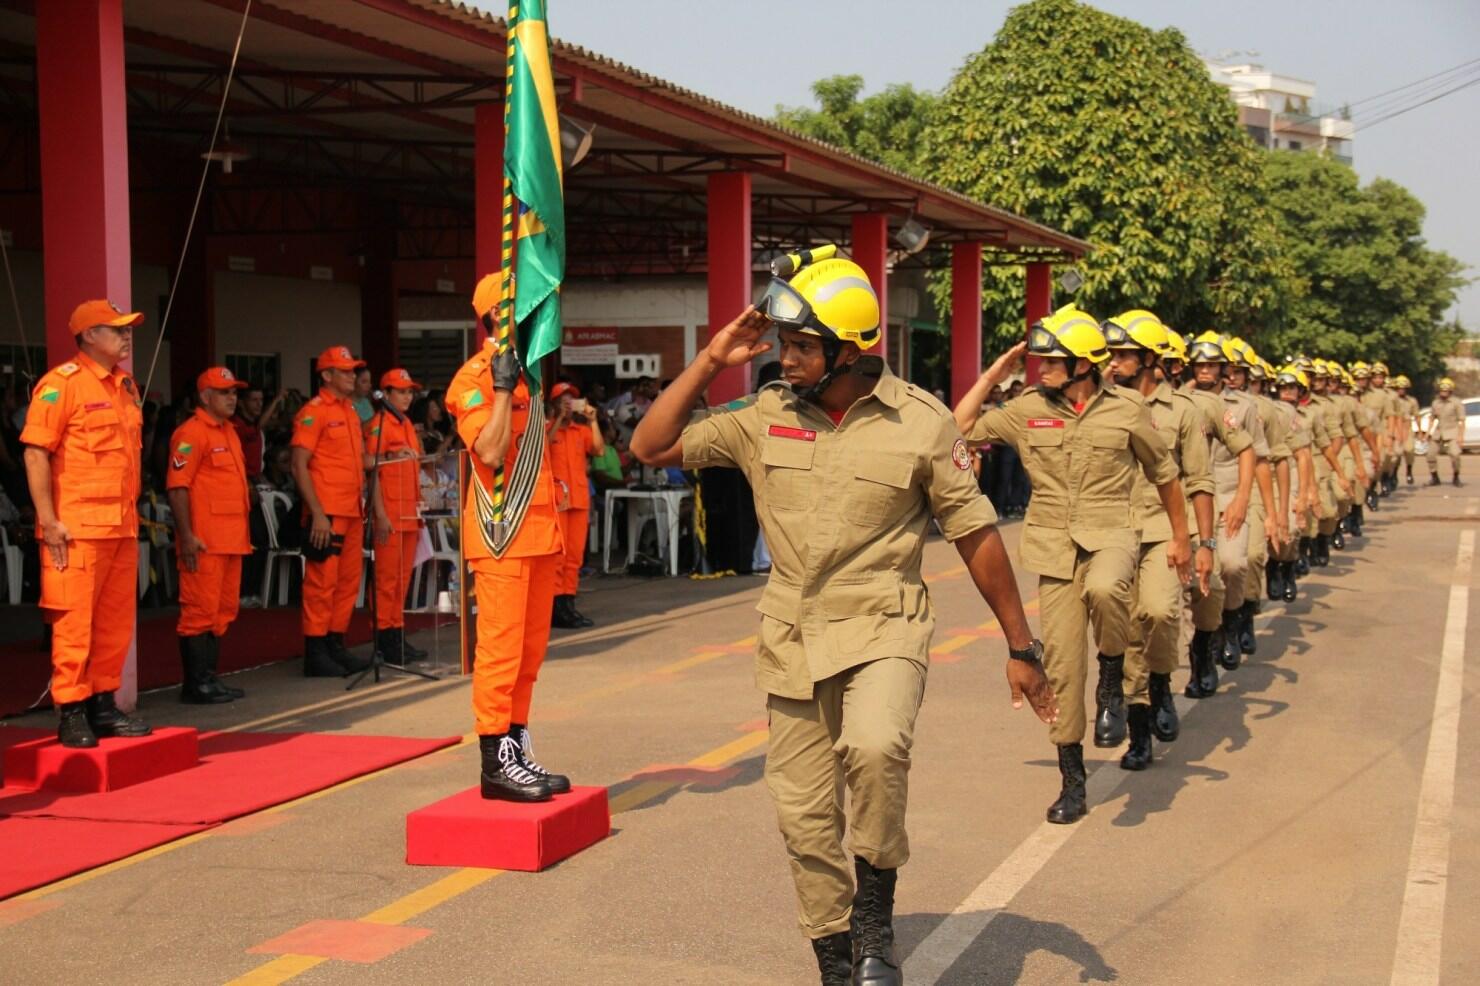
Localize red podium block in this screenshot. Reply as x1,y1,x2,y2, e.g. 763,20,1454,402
4,727,199,793
406,785,610,872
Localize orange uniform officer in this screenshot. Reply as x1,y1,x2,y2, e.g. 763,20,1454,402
21,299,152,748
292,345,372,677
167,366,252,704
546,381,604,629
366,367,425,664
447,274,569,802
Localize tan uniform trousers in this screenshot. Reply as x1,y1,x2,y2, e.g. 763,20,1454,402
766,656,926,939
1403,435,1415,470
1313,455,1339,536
1123,538,1184,706
1244,494,1268,604
1038,543,1138,745
1216,504,1251,613
1427,436,1462,477
1277,467,1304,563
1336,447,1357,520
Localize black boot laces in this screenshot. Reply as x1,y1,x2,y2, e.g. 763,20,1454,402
497,734,542,785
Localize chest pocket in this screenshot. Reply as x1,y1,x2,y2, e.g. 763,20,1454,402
210,449,234,468
1089,428,1130,468
1023,427,1065,472
847,452,914,527
760,437,815,512
82,409,123,452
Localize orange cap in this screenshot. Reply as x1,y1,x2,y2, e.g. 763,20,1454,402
549,382,581,400
380,367,422,390
471,271,507,322
196,366,247,392
69,299,143,335
316,345,366,372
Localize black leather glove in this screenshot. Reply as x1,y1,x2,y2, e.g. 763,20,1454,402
491,347,522,392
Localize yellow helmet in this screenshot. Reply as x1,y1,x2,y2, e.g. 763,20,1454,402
1371,361,1390,376
1276,364,1309,389
1188,330,1230,364
1101,310,1173,355
1228,336,1261,370
1248,357,1268,381
1261,357,1278,379
1164,329,1188,362
1309,358,1332,378
1394,374,1411,389
1440,377,1456,392
1028,304,1109,364
757,251,881,350
1350,360,1371,379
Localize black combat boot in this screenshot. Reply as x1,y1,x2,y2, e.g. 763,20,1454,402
206,634,245,698
1092,654,1127,748
811,932,853,986
85,691,152,738
400,631,428,660
376,627,404,666
326,631,371,673
1406,466,1414,485
1296,537,1312,576
1331,524,1346,551
850,857,902,986
508,723,571,794
303,635,343,677
550,595,583,629
179,635,233,704
1428,473,1441,486
1148,672,1180,741
1314,534,1331,566
1281,561,1298,602
1046,743,1088,824
1364,485,1378,512
1200,629,1222,694
57,701,98,749
1218,610,1242,670
1351,503,1365,535
1119,704,1153,771
1266,558,1284,601
1238,600,1258,656
479,733,553,802
1454,473,1462,487
1184,631,1210,698
565,595,595,629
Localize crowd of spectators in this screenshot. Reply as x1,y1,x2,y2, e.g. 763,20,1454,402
973,380,1032,518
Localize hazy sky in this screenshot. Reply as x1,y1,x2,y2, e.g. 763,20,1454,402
475,0,1479,325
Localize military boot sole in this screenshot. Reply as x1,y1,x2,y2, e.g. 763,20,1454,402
90,719,153,738
479,773,553,802
180,686,235,705
1046,798,1088,824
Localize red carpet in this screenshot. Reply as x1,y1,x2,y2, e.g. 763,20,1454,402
0,607,447,718
0,727,459,898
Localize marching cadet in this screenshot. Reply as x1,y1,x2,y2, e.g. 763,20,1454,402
1425,377,1464,486
546,381,604,629
292,345,372,677
167,366,252,704
1272,365,1321,600
1331,365,1375,536
1303,361,1355,564
1348,362,1385,519
1226,341,1289,657
1366,361,1403,494
1185,332,1275,673
366,368,427,664
633,249,1053,986
957,305,1188,822
1101,312,1214,769
21,299,152,747
448,274,571,805
1393,375,1420,484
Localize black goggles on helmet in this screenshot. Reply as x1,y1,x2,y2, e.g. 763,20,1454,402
755,278,825,332
1026,324,1069,358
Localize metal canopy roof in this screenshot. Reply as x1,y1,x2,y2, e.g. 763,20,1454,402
0,0,1088,275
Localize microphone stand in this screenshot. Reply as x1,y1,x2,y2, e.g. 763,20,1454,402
348,398,437,690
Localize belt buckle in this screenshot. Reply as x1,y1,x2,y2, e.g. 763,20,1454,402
488,520,509,543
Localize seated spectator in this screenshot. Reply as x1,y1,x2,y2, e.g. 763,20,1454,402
418,433,460,511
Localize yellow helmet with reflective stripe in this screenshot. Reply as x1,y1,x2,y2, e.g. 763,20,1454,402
1188,330,1230,364
1350,360,1371,379
1164,329,1188,362
1101,310,1173,355
1276,364,1309,389
1028,304,1109,364
1394,374,1411,388
1310,358,1332,378
1440,377,1456,392
1227,336,1261,369
1371,361,1390,375
781,256,881,350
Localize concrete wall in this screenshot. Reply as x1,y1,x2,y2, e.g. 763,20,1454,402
213,271,361,395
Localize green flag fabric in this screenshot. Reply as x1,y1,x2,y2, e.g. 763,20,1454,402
506,0,565,384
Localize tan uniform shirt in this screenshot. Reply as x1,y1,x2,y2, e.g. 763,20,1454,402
964,383,1177,580
1130,383,1213,544
1252,393,1291,464
1310,393,1354,445
1429,395,1465,441
681,368,996,699
1360,388,1396,432
1276,400,1313,454
1335,393,1366,440
1182,384,1267,498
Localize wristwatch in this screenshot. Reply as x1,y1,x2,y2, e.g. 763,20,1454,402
1198,538,1218,550
1008,638,1045,663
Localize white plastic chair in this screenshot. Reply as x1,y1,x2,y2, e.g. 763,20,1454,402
0,527,22,604
259,490,304,606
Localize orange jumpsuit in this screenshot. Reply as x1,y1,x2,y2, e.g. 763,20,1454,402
292,387,366,637
20,353,143,705
548,421,595,596
365,410,423,630
167,408,251,637
447,347,563,736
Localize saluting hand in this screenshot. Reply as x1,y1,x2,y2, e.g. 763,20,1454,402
1007,656,1059,725
705,306,773,368
982,341,1028,386
41,519,70,572
179,531,207,574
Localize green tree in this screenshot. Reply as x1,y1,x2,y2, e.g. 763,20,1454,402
919,0,1292,352
775,75,936,177
1260,151,1467,391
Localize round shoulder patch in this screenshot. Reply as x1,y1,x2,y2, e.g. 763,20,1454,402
951,438,971,471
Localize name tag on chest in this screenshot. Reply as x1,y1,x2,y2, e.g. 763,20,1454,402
767,425,816,442
1027,418,1065,429
84,401,112,412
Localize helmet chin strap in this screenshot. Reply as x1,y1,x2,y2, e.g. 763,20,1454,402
799,339,853,404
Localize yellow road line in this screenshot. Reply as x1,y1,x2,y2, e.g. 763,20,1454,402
225,954,326,986
361,868,502,925
931,634,979,656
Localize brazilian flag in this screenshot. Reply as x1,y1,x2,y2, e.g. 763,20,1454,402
505,0,565,384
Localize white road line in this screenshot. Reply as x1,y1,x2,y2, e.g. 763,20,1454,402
1389,529,1473,986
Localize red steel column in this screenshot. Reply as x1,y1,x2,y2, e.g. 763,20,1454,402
36,0,131,363
1024,261,1053,385
474,101,505,344
850,213,889,364
705,171,751,404
950,241,983,406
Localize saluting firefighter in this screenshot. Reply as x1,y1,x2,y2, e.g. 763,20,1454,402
632,246,1053,986
292,346,373,677
447,273,571,804
167,366,252,704
957,305,1189,824
21,300,152,748
366,368,428,665
1424,377,1464,486
546,381,604,630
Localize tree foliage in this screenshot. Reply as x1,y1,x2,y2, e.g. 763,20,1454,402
775,75,935,177
1260,151,1467,390
918,0,1291,352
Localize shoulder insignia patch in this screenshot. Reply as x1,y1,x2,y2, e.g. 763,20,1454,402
55,363,79,377
176,442,193,455
299,415,315,427
951,438,971,471
37,384,60,404
1224,410,1238,430
462,389,485,410
722,396,752,412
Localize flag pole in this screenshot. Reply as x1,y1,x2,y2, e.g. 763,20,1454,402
490,1,520,531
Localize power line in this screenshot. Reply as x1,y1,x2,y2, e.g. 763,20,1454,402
1343,54,1480,112
1359,72,1480,131
1349,62,1480,124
